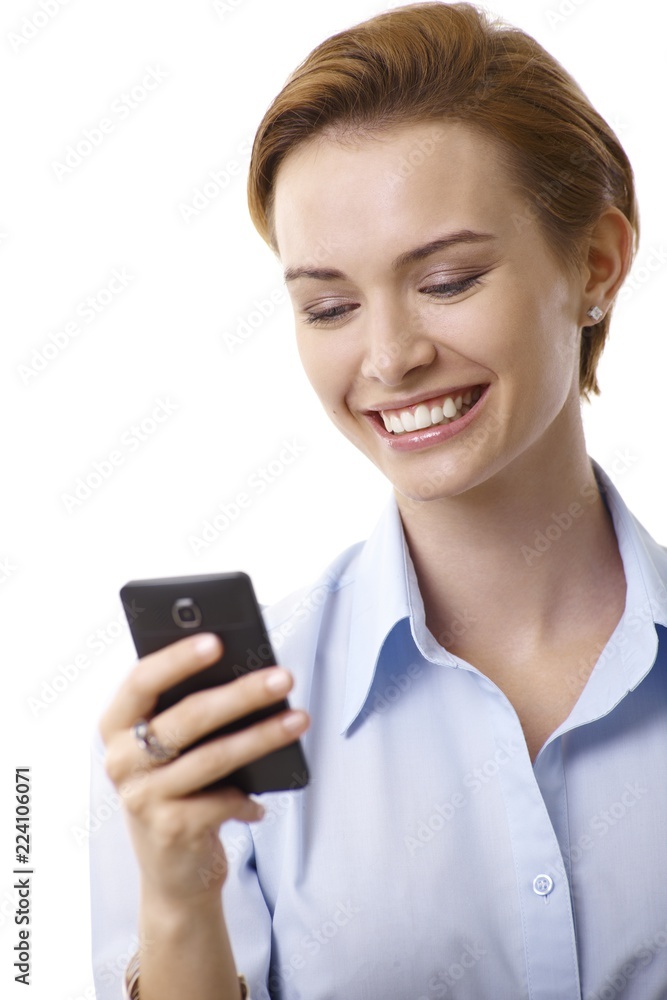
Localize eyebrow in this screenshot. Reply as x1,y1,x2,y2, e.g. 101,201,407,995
283,230,497,284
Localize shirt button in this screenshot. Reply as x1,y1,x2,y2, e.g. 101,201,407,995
533,874,554,896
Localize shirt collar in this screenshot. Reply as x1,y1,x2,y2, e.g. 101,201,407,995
585,458,667,698
339,496,411,734
592,458,667,630
339,457,667,734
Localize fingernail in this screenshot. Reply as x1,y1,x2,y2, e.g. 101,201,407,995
265,668,289,692
194,633,219,656
282,711,306,732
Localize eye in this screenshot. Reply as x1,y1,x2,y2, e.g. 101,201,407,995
302,303,360,326
419,274,484,298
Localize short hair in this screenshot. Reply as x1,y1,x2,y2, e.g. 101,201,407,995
247,1,639,399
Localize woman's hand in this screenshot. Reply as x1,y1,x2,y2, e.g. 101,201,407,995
98,633,310,906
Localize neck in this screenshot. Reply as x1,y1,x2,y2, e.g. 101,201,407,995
394,421,624,658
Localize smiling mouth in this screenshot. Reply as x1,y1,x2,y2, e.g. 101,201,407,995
376,384,487,435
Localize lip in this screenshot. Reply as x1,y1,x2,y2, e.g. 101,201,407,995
364,382,487,416
364,383,491,451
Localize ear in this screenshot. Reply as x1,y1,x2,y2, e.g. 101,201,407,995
580,206,634,325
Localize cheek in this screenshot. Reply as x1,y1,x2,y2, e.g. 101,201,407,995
472,278,571,378
295,342,344,420
297,332,357,401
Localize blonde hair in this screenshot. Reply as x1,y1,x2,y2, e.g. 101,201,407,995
247,1,638,399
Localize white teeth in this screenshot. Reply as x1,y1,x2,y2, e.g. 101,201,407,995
379,385,485,434
414,404,432,430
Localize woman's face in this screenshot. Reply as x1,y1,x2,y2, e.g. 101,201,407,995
272,121,587,503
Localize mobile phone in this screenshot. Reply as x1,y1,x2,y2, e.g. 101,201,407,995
119,571,309,795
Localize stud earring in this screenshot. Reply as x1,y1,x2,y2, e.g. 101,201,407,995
587,305,604,322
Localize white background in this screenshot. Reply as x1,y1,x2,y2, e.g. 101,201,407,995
1,0,664,997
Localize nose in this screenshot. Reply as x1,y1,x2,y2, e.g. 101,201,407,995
360,298,437,385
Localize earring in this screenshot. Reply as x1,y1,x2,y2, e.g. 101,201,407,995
587,305,604,322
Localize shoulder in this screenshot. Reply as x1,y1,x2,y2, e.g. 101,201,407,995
255,532,377,688
259,536,365,639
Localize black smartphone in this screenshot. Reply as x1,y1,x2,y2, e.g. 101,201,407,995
119,571,309,795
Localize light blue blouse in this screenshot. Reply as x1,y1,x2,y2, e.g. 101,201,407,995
90,458,667,999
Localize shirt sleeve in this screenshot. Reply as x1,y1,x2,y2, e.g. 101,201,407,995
89,725,142,1000
89,722,274,999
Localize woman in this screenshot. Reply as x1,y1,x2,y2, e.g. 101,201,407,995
91,3,667,998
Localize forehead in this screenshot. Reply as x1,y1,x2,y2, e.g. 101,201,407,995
272,121,521,261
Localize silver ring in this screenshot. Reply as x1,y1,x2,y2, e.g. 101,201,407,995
133,718,179,763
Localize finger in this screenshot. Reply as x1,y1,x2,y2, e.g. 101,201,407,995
103,724,176,789
157,786,266,834
105,667,294,785
99,633,224,742
103,666,296,785
193,786,266,825
149,707,310,798
121,780,266,834
140,665,295,755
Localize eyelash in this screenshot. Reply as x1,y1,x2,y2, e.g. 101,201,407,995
424,274,483,298
302,274,484,326
303,303,354,326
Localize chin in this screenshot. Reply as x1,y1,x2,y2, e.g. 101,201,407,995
388,466,474,505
